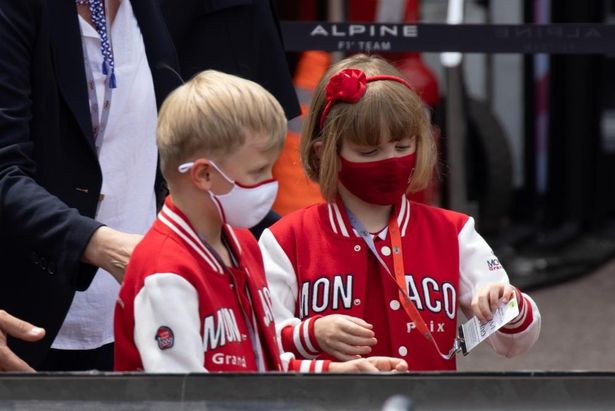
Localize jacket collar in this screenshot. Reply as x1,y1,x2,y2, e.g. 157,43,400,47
325,195,411,238
48,0,95,152
48,0,180,153
158,197,247,274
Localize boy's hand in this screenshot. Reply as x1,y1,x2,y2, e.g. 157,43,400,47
471,283,516,323
314,314,377,361
329,356,408,373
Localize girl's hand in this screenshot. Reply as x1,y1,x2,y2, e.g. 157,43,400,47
329,356,408,373
314,314,377,361
471,283,516,323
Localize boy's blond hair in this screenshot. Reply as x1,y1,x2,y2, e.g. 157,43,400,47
300,54,437,202
157,70,287,177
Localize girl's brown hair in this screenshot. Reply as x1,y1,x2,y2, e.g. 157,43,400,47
300,54,436,202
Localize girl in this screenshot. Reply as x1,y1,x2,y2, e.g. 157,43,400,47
258,54,541,370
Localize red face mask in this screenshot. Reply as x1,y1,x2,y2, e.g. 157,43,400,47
338,153,416,205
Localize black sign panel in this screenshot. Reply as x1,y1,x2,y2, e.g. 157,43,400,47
281,22,615,54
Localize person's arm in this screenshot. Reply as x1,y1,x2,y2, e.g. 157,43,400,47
457,218,541,357
133,273,206,372
259,229,377,361
0,0,138,287
258,228,323,358
280,352,408,373
0,310,45,372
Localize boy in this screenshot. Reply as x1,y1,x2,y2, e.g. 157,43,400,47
114,70,408,373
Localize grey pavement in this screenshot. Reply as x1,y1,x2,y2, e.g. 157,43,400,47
457,258,615,371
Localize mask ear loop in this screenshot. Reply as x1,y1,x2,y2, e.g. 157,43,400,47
208,192,227,225
207,161,235,185
177,162,194,173
177,160,231,224
177,160,235,184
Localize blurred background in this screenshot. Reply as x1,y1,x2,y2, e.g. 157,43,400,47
272,0,615,371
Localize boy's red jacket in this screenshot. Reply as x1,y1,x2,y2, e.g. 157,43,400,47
259,196,541,371
114,197,329,372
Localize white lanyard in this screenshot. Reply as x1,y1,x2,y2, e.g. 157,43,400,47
79,18,114,155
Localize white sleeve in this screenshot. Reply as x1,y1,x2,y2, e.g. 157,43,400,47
260,229,322,358
258,229,301,334
457,217,541,357
134,273,207,372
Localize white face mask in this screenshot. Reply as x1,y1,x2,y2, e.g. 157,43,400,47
178,160,278,229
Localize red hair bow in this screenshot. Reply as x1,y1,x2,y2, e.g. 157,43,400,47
319,68,413,130
320,69,367,130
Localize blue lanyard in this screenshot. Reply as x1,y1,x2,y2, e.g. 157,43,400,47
77,0,115,154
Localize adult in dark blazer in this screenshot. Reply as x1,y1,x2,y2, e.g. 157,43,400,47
0,0,180,369
162,0,300,120
161,0,300,238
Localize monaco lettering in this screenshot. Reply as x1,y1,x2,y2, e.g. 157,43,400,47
203,308,241,351
299,275,353,318
258,287,274,327
299,273,456,320
487,258,502,271
405,275,457,320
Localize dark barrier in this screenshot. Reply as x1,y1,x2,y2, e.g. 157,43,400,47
280,22,615,54
0,372,613,410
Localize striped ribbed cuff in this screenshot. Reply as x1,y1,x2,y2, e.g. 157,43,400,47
500,288,534,334
296,359,330,373
281,316,323,359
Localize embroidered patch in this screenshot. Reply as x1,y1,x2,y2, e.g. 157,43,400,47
155,326,174,350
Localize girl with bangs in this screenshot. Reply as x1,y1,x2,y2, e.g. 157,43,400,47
258,54,541,370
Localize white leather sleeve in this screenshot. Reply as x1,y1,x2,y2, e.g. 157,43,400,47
457,217,541,357
134,273,207,372
258,229,301,334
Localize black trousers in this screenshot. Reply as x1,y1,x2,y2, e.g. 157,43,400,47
38,342,114,371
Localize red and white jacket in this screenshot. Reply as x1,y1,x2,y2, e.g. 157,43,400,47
259,197,541,371
114,197,329,373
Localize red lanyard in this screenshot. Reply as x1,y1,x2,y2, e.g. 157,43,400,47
346,205,459,360
387,216,431,340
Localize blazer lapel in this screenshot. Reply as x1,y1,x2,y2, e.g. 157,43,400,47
47,0,96,152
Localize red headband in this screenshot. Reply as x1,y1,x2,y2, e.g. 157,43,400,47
319,68,414,130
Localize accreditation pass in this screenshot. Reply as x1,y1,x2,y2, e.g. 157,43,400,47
458,296,520,355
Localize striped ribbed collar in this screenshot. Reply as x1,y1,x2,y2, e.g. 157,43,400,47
157,197,244,274
325,195,411,239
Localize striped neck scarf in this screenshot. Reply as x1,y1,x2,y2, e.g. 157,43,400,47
76,0,117,88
